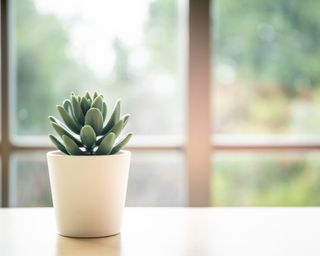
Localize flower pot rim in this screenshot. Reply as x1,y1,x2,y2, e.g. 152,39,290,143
47,150,130,158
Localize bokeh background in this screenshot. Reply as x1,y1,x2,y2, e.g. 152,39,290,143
1,0,320,206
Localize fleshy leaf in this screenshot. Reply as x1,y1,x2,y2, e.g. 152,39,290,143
49,134,69,155
80,125,96,148
63,99,72,114
50,122,82,146
57,105,81,133
95,133,115,155
101,100,120,134
91,95,103,111
110,119,124,137
85,108,103,135
62,135,86,155
80,97,91,115
111,133,132,154
102,102,107,121
121,114,130,128
85,91,92,102
71,95,85,125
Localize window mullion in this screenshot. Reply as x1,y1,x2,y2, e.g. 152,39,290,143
1,0,11,207
186,0,211,206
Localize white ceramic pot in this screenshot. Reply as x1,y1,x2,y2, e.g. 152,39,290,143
46,150,131,238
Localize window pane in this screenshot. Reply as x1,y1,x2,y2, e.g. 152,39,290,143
127,151,186,206
9,151,186,207
10,0,185,137
213,0,320,137
9,153,51,207
212,151,320,206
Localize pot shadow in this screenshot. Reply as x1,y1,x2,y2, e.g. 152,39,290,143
55,233,121,256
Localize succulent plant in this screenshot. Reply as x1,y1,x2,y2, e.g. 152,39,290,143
48,92,132,155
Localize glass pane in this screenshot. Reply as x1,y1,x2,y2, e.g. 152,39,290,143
9,151,186,207
9,153,51,207
213,0,320,138
126,151,186,206
10,0,185,138
212,151,320,206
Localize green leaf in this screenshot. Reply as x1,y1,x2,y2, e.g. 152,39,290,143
121,114,130,128
50,122,82,146
91,95,103,111
49,134,69,155
101,100,120,134
62,135,86,155
85,91,92,102
48,115,60,124
80,125,96,148
110,119,124,137
111,133,132,154
85,108,103,135
95,119,123,145
57,105,81,133
93,91,99,99
49,116,77,135
95,133,115,155
80,97,91,115
63,99,72,113
102,102,107,121
71,95,85,125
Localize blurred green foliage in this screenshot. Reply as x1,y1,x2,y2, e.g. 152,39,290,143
215,0,320,89
14,0,181,136
213,153,320,206
14,0,96,135
213,0,320,205
12,0,320,206
214,0,320,134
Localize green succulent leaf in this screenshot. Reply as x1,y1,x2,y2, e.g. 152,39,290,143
102,100,120,134
62,135,86,155
48,115,61,124
50,122,82,146
63,99,72,114
80,125,96,148
110,119,124,137
71,95,85,125
85,108,103,135
121,114,130,128
80,97,91,115
85,91,92,102
111,133,132,154
93,91,99,99
95,132,115,155
49,134,69,155
49,116,77,135
57,105,81,133
102,102,107,121
91,95,103,111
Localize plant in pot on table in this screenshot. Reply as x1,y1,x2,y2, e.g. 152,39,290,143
46,92,132,238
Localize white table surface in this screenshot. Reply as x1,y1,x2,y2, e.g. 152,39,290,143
1,207,320,256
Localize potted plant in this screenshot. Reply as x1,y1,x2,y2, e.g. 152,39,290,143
46,92,132,238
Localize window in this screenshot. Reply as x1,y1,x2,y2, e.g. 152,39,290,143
1,0,188,207
212,0,320,205
1,0,320,207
